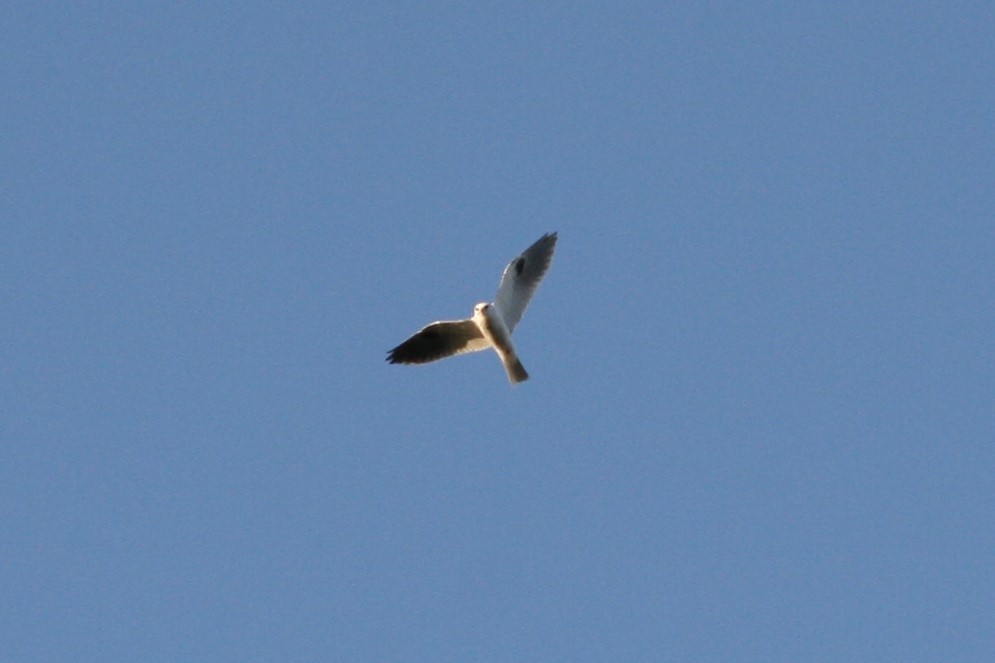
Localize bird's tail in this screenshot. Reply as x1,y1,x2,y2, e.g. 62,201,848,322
504,354,529,384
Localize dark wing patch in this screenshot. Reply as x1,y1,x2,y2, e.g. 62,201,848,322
386,319,485,364
514,257,525,275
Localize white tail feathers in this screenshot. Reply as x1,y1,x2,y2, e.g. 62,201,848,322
504,355,529,384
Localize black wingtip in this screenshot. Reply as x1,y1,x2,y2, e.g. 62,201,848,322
528,231,557,250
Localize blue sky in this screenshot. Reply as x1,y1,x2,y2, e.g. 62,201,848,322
3,3,993,661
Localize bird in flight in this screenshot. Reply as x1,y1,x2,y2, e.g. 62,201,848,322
386,232,558,385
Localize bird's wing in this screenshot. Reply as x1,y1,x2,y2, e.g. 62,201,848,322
493,232,558,332
386,319,491,364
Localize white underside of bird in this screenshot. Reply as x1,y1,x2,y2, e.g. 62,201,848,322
386,232,557,385
471,302,529,384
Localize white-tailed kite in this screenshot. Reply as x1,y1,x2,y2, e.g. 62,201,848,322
387,232,558,385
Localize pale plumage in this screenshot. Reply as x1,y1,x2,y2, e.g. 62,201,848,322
386,232,558,384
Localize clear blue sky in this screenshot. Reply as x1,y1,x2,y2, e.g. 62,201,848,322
3,4,993,661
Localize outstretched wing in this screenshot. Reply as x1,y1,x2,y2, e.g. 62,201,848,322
493,232,558,332
386,319,491,365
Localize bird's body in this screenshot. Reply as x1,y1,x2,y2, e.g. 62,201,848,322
387,232,557,385
472,302,528,384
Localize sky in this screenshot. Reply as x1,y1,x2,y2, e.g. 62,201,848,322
2,3,994,661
